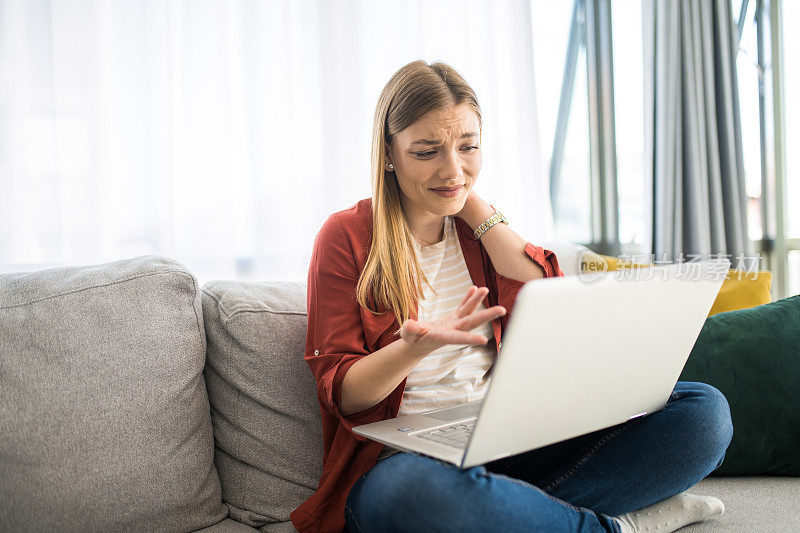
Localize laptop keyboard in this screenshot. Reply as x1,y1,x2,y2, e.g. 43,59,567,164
416,420,476,448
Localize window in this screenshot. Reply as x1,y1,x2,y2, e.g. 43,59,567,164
610,0,645,252
735,0,764,241
531,0,591,244
533,0,645,253
733,0,798,298
782,0,799,240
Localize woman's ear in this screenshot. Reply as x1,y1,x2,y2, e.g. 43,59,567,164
384,146,394,170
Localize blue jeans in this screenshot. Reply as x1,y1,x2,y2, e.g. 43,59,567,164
344,381,733,532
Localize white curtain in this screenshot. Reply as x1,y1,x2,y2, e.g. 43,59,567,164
0,0,553,285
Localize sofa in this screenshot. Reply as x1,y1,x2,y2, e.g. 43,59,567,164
1,253,798,532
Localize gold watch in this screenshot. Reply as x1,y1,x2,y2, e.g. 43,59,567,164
473,210,508,240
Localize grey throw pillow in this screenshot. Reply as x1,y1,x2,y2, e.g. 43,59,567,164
201,281,321,533
0,256,227,532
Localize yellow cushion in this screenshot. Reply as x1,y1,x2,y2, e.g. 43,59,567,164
709,270,773,315
580,254,773,316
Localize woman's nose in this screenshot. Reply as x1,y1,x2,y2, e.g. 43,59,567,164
437,147,463,180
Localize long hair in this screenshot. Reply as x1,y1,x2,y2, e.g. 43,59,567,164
355,60,482,332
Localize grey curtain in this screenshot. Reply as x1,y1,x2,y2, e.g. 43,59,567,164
644,0,753,263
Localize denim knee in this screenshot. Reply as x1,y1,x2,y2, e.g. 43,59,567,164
346,453,465,530
685,382,734,470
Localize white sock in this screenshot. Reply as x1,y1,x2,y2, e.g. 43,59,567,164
612,492,725,533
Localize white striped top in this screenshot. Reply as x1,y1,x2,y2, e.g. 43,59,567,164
406,216,494,415
399,215,495,416
377,216,495,460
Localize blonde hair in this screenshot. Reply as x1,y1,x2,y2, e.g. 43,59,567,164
355,60,482,333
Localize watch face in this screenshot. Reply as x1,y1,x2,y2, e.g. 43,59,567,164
474,211,507,240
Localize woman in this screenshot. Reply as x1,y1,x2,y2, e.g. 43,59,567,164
290,60,733,533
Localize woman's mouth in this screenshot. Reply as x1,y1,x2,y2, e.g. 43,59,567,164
430,184,464,198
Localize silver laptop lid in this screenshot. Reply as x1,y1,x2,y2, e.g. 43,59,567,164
461,260,728,468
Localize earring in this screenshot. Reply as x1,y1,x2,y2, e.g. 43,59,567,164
387,163,394,171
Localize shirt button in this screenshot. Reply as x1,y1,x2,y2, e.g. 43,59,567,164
498,342,503,349
314,350,319,355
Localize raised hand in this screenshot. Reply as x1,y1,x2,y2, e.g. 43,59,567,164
399,286,506,357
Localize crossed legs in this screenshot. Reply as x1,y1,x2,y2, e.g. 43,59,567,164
345,381,733,532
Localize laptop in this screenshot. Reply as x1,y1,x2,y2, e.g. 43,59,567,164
353,259,729,469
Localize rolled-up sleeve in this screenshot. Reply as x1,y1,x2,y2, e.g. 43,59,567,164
305,214,392,440
495,243,564,314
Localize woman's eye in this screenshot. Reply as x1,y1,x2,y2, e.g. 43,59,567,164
413,146,478,159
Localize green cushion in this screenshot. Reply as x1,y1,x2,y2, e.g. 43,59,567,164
678,295,800,475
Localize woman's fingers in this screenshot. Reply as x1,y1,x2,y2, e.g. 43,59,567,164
455,286,477,316
403,318,489,347
429,329,489,346
404,291,503,350
456,286,488,318
457,306,506,332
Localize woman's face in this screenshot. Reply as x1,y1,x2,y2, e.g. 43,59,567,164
386,103,482,218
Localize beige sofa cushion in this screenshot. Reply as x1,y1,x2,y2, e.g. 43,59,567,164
0,256,226,532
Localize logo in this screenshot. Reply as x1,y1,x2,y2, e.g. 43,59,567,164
577,250,609,284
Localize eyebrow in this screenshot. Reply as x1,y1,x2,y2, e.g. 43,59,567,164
410,132,479,145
